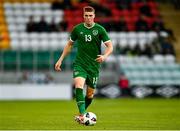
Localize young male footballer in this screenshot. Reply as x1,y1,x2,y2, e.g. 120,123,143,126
55,6,113,124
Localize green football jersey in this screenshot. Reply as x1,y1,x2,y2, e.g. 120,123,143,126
70,23,110,73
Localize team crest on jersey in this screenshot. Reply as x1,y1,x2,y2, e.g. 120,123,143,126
92,30,98,36
74,71,79,75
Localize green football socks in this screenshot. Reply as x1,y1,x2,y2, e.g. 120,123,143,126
75,88,85,114
85,96,93,109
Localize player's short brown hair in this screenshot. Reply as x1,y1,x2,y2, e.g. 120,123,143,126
83,6,95,13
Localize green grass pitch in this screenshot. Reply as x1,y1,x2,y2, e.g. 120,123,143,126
0,98,180,130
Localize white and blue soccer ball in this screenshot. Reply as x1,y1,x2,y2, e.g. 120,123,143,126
83,112,97,126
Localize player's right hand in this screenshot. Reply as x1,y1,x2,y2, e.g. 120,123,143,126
55,60,62,71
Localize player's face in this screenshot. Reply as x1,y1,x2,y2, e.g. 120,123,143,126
83,12,95,25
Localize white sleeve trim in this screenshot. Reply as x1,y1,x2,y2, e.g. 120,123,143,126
70,37,74,42
103,40,111,44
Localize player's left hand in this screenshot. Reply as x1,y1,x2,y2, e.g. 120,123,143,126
95,55,106,63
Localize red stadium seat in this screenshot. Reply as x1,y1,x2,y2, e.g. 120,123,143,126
64,10,73,17
147,1,158,9
151,9,160,16
112,9,122,17
122,10,131,17
131,9,140,17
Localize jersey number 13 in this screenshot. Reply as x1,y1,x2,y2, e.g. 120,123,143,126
85,35,92,42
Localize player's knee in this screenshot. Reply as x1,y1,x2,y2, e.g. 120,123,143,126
74,77,85,88
75,84,83,88
74,81,84,88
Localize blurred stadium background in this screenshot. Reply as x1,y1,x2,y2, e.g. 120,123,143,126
0,0,180,99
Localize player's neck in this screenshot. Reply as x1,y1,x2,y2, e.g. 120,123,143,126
84,22,95,29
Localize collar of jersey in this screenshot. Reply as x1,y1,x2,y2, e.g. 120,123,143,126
84,23,95,29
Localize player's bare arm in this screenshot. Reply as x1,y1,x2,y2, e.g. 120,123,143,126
95,41,113,63
55,40,73,71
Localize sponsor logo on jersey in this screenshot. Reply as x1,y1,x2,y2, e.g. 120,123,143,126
92,30,98,36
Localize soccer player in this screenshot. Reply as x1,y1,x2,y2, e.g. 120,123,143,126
55,6,113,124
